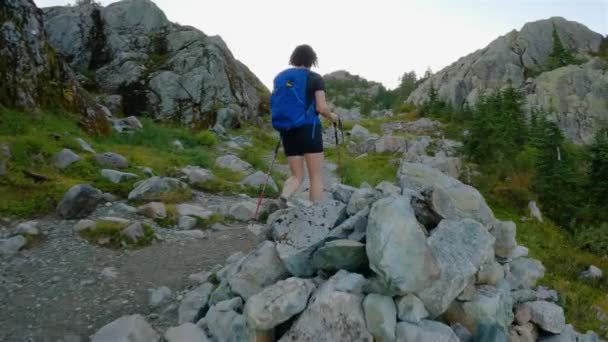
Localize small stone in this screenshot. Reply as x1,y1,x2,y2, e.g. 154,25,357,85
178,282,214,324
164,323,209,342
188,271,211,284
528,201,543,223
580,265,603,280
524,301,565,334
240,171,278,193
515,304,532,325
149,286,172,308
507,258,545,290
74,219,96,232
172,140,184,150
90,314,159,342
75,138,96,153
121,222,145,243
14,221,39,236
176,204,212,221
396,294,429,323
0,236,27,255
101,267,118,279
94,152,129,169
178,216,198,230
477,261,504,285
246,223,271,240
181,166,215,185
57,185,103,219
228,201,256,222
214,155,252,174
54,149,82,169
101,169,139,184
312,239,367,272
175,230,207,240
137,202,167,220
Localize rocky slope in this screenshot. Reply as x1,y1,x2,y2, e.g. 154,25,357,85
43,0,269,127
0,0,109,133
408,17,606,144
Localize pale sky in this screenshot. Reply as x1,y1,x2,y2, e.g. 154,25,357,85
35,0,607,89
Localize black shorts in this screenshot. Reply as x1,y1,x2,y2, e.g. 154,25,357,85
280,124,324,157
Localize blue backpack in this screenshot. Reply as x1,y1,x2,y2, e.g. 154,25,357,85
270,68,317,132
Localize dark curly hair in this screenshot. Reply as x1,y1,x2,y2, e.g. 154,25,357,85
289,44,318,68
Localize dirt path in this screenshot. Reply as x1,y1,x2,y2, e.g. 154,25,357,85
0,196,258,342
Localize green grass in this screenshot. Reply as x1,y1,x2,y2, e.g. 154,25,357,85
325,147,399,188
80,221,155,249
156,205,227,229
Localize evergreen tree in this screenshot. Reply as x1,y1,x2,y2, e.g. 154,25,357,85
588,129,608,217
546,25,577,70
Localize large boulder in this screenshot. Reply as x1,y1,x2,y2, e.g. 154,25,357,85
366,196,439,295
164,323,209,342
91,314,159,342
445,285,514,333
418,219,495,317
398,162,495,226
375,135,407,154
56,184,103,219
347,187,378,215
312,239,367,272
524,301,566,334
363,294,397,342
94,152,129,169
178,282,214,324
395,294,429,324
43,0,269,123
198,297,250,342
271,200,346,276
128,177,191,202
227,241,289,300
507,257,545,290
244,277,316,330
491,221,517,259
54,149,82,169
396,320,459,342
279,278,373,341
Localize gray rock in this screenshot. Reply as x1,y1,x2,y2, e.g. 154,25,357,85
528,201,543,223
507,258,545,289
214,155,252,174
101,169,139,184
445,285,514,333
312,239,367,272
512,289,538,304
178,282,215,324
510,323,538,342
396,294,429,324
536,286,560,303
75,138,96,154
363,293,397,341
227,241,289,300
351,124,372,141
524,301,565,334
375,181,402,197
74,219,96,232
228,201,256,222
110,116,143,133
332,183,358,204
418,219,495,317
198,297,250,342
323,269,368,294
451,323,473,342
164,323,209,342
181,166,216,185
279,287,372,341
54,149,82,169
176,204,212,221
179,216,198,230
240,171,278,192
14,221,39,236
375,135,407,154
246,223,271,240
149,286,172,308
0,144,11,159
245,277,316,330
121,222,145,243
396,320,459,342
208,281,234,306
0,235,27,255
477,261,505,286
328,207,369,241
509,246,530,260
414,155,463,179
128,177,191,202
189,271,212,284
57,184,103,219
515,304,532,325
347,187,378,215
172,140,184,150
271,200,346,276
366,196,439,295
398,162,495,226
94,152,129,169
90,314,159,342
401,118,443,135
580,265,603,280
491,221,517,259
137,202,167,220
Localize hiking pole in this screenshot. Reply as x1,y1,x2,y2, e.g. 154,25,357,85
254,138,282,221
334,118,343,183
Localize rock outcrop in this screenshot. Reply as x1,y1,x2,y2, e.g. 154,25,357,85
408,17,606,144
43,0,269,126
0,0,110,133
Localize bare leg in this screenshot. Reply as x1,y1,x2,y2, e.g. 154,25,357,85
304,152,324,202
281,156,305,200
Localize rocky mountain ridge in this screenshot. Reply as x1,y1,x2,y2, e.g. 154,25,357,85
408,17,607,144
42,0,269,127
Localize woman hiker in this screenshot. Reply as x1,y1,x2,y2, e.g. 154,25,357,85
270,44,339,207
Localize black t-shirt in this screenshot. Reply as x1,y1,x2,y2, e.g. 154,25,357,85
306,72,325,108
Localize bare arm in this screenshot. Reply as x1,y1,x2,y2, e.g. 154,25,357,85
315,90,338,122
